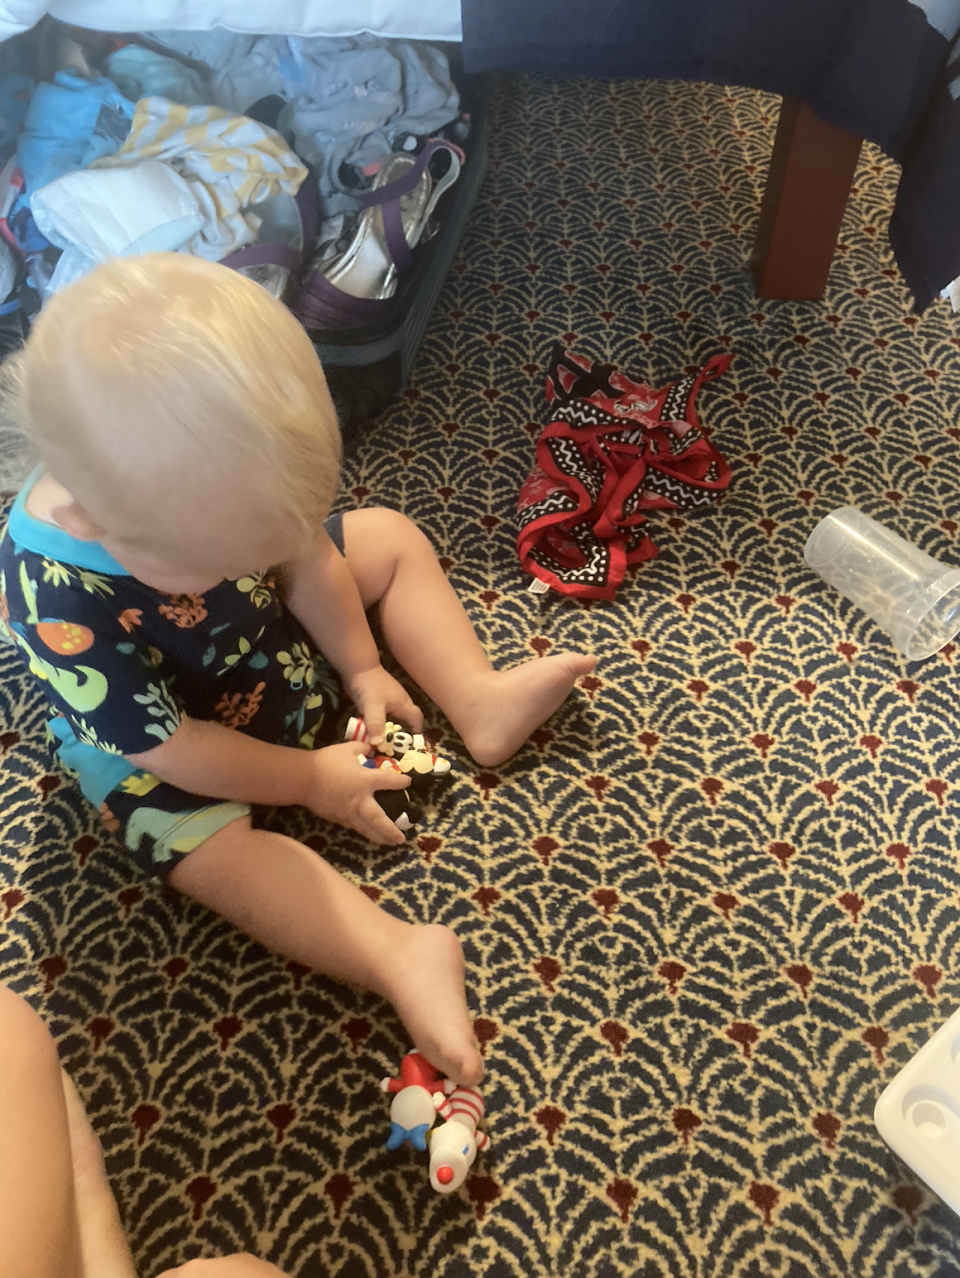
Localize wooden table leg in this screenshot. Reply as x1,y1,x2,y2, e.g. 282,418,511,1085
751,97,863,300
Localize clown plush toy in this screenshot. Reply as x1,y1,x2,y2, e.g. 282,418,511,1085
428,1085,489,1193
380,1052,490,1193
380,1052,454,1152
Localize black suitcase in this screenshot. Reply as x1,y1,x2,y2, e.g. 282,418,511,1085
0,28,488,452
312,68,489,451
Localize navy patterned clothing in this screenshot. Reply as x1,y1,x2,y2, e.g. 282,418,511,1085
0,471,344,876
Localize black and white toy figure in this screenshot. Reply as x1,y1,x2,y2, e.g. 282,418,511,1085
345,716,452,834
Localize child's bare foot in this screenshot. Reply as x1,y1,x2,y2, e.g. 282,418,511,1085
381,924,483,1086
454,652,597,767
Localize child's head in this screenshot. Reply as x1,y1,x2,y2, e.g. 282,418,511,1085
17,253,341,581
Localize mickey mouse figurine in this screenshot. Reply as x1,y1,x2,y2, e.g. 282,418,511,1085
345,716,452,832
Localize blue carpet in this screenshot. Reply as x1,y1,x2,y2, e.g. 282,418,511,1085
3,71,960,1278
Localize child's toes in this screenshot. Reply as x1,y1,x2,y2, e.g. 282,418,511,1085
450,1041,484,1087
458,1050,484,1088
429,1040,483,1087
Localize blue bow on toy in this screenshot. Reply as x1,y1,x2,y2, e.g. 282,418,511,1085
385,1121,430,1152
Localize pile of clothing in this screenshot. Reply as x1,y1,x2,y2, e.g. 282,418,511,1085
0,24,466,339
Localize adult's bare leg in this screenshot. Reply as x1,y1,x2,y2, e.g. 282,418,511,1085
62,1069,137,1278
0,985,83,1278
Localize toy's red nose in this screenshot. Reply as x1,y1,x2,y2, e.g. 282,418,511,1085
436,1166,454,1185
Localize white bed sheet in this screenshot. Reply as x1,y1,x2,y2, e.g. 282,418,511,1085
0,0,462,42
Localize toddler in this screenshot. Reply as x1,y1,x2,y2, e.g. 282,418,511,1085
0,254,595,1085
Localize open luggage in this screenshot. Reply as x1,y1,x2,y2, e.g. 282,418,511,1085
0,15,487,449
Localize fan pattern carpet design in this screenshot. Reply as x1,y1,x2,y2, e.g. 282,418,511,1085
2,71,960,1278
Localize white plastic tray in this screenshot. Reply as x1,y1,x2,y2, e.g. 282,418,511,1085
875,1003,960,1215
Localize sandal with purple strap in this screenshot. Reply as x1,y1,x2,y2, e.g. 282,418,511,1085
219,177,320,301
296,138,462,331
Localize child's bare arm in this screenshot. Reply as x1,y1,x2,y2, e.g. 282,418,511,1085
127,718,411,845
280,529,421,742
280,528,380,678
127,715,316,805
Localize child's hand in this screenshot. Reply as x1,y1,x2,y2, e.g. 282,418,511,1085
305,740,412,845
347,665,423,747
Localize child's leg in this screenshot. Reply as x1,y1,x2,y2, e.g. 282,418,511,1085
340,508,596,765
0,986,135,1278
168,816,483,1085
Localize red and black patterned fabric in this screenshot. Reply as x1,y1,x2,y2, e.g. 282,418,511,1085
517,346,733,598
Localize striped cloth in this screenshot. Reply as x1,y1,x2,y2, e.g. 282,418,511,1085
94,97,307,261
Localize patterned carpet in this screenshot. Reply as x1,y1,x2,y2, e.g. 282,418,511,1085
3,71,960,1278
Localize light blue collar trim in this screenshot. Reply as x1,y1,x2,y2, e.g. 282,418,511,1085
8,467,130,576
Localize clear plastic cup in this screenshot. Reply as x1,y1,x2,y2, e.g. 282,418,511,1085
804,507,960,661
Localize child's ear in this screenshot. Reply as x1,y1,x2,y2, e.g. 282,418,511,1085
50,500,105,542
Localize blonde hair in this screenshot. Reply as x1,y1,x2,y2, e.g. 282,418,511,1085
12,253,341,560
